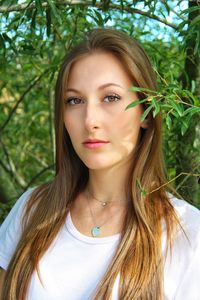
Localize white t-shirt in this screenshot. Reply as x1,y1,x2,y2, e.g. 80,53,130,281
0,189,200,300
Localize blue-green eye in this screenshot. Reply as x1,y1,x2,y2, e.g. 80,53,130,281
65,98,84,105
104,94,121,102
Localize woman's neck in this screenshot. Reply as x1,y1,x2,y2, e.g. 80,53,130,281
86,165,130,204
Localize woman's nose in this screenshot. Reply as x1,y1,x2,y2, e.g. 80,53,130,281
84,103,100,132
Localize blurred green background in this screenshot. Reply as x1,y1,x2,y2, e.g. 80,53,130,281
0,0,199,223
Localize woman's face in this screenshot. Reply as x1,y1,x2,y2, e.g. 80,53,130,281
64,51,147,171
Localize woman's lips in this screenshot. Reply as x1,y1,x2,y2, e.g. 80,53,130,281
83,141,109,149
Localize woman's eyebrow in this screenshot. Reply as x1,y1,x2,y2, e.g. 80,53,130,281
65,83,123,93
98,83,123,90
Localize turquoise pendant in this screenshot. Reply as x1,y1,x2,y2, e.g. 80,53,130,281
91,226,101,237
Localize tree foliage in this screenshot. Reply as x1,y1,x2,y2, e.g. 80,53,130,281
0,0,200,222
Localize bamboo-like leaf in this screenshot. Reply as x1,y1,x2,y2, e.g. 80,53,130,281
31,8,37,31
180,6,200,15
136,179,147,198
191,80,196,94
191,15,200,27
194,30,199,55
141,104,153,122
46,0,61,24
152,97,160,117
170,101,183,117
166,114,172,130
177,20,188,30
0,34,5,49
125,98,147,110
94,10,104,26
35,0,43,14
129,86,156,94
183,106,200,116
2,33,12,43
46,7,51,37
181,120,189,136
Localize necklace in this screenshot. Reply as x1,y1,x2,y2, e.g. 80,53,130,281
87,188,125,207
86,189,123,237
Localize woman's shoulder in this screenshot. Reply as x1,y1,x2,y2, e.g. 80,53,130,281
15,187,35,207
167,193,200,248
0,188,36,234
164,194,200,299
0,188,36,270
168,193,200,222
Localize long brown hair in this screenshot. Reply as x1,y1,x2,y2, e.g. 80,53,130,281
3,28,179,300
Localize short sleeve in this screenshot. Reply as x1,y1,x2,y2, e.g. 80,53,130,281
173,199,200,300
0,188,34,270
174,236,200,300
164,195,200,299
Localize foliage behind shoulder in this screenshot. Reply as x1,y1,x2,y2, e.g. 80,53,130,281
0,0,199,223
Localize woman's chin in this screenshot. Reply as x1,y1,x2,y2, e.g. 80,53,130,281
83,160,113,171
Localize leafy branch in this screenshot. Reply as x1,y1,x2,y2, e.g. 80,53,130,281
24,164,55,191
136,171,200,199
0,0,178,29
149,172,200,194
126,76,200,136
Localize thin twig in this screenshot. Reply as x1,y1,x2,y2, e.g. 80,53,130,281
149,172,200,194
24,164,55,191
0,139,27,188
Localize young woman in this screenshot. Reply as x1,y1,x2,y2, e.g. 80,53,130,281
0,28,199,300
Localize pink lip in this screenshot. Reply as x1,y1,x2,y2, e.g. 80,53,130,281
83,141,109,149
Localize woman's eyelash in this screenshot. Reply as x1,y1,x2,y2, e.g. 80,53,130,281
65,97,83,105
104,94,121,102
65,94,121,105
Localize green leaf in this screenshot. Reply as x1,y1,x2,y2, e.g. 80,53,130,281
136,179,147,198
35,0,43,14
94,10,104,26
191,80,196,94
183,106,200,116
125,99,147,110
170,101,183,117
166,114,172,130
191,15,200,27
152,97,160,117
194,30,200,55
2,33,12,43
177,20,188,30
181,120,189,136
120,0,124,11
180,6,200,15
0,34,5,49
129,86,156,94
31,8,37,31
46,0,61,24
141,105,153,122
46,8,51,37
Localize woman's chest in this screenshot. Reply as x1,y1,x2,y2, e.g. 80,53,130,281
27,230,119,300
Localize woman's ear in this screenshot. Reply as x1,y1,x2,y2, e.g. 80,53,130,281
140,117,149,129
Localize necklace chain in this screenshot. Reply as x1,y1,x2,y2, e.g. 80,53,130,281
87,188,125,207
86,189,122,237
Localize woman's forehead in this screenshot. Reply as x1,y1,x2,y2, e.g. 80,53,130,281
66,52,133,90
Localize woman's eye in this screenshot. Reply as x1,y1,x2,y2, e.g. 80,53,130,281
104,94,121,102
65,98,83,105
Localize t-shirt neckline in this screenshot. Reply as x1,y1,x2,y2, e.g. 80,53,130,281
65,211,121,244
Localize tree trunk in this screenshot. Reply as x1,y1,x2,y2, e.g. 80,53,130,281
175,0,200,203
